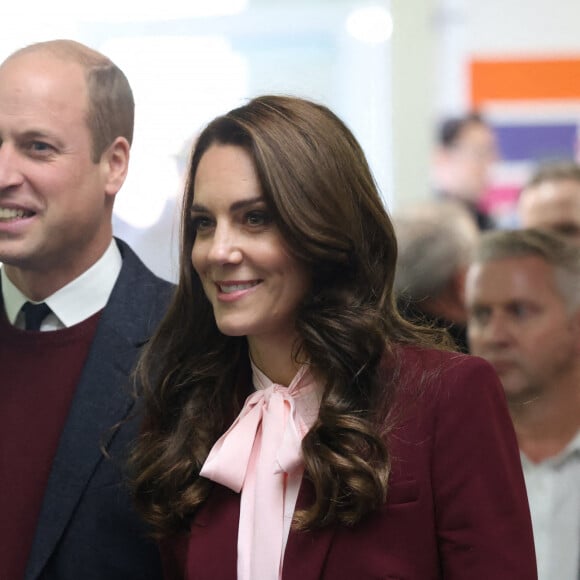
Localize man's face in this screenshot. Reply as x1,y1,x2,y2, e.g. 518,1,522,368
466,255,580,405
438,123,498,204
0,51,118,291
519,179,580,244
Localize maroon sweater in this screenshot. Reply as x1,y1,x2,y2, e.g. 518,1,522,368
0,309,101,580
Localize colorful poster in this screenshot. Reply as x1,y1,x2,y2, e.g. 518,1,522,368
470,58,580,226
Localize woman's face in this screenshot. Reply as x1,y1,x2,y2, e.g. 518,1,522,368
190,144,310,347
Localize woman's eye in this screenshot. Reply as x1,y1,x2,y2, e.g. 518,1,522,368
246,211,270,226
191,216,213,232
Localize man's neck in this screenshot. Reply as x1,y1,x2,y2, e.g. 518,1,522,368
511,379,580,463
3,239,113,301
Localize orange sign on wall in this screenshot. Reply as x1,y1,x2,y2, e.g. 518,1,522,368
470,58,580,106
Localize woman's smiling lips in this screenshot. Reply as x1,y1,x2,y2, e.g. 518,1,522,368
214,279,262,301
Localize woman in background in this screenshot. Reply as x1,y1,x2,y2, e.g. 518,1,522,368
130,95,536,579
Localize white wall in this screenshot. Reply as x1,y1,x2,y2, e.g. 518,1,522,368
435,0,580,114
390,0,436,209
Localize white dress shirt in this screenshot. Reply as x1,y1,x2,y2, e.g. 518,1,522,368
522,430,580,580
1,239,122,331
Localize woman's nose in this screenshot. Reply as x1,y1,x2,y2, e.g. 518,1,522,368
206,224,243,264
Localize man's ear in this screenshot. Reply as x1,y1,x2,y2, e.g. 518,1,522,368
450,267,468,303
102,136,130,198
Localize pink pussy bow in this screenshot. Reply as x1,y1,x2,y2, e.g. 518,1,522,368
200,363,320,580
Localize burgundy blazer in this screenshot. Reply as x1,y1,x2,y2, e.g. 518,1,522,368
161,347,537,579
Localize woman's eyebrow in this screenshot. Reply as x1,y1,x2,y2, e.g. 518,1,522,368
190,196,265,213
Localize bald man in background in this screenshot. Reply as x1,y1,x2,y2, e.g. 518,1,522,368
394,200,479,352
519,160,580,244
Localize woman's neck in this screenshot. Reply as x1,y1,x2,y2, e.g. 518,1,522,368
248,332,303,386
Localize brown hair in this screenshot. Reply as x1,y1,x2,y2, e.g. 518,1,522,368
130,95,442,538
7,39,134,162
437,111,490,148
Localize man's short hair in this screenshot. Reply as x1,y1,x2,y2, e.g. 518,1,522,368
394,201,479,300
437,112,488,148
524,159,580,190
474,228,580,313
7,39,134,162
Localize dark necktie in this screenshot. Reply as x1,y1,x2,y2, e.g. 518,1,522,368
21,301,52,331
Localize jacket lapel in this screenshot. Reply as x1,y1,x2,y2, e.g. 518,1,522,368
24,240,172,580
282,480,337,580
24,326,137,580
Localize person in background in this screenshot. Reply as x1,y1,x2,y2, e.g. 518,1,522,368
465,228,580,580
0,39,171,579
394,200,479,352
432,112,499,230
130,95,536,579
518,160,580,244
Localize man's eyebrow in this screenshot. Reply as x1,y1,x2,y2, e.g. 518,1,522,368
20,129,51,138
15,129,64,147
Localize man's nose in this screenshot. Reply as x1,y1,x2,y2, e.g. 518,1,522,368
0,144,24,192
482,312,513,345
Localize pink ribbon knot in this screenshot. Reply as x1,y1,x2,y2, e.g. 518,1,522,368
200,364,319,580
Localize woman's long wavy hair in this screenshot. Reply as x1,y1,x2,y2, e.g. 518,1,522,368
130,95,444,539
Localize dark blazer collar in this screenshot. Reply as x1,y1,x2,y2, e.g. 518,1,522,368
24,239,173,580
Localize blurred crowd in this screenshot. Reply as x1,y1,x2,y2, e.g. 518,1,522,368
394,111,580,580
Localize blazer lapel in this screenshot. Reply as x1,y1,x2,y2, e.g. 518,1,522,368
24,240,173,580
24,319,138,580
282,480,337,580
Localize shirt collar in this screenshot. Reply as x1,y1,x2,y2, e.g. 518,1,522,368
566,429,580,455
1,239,122,327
